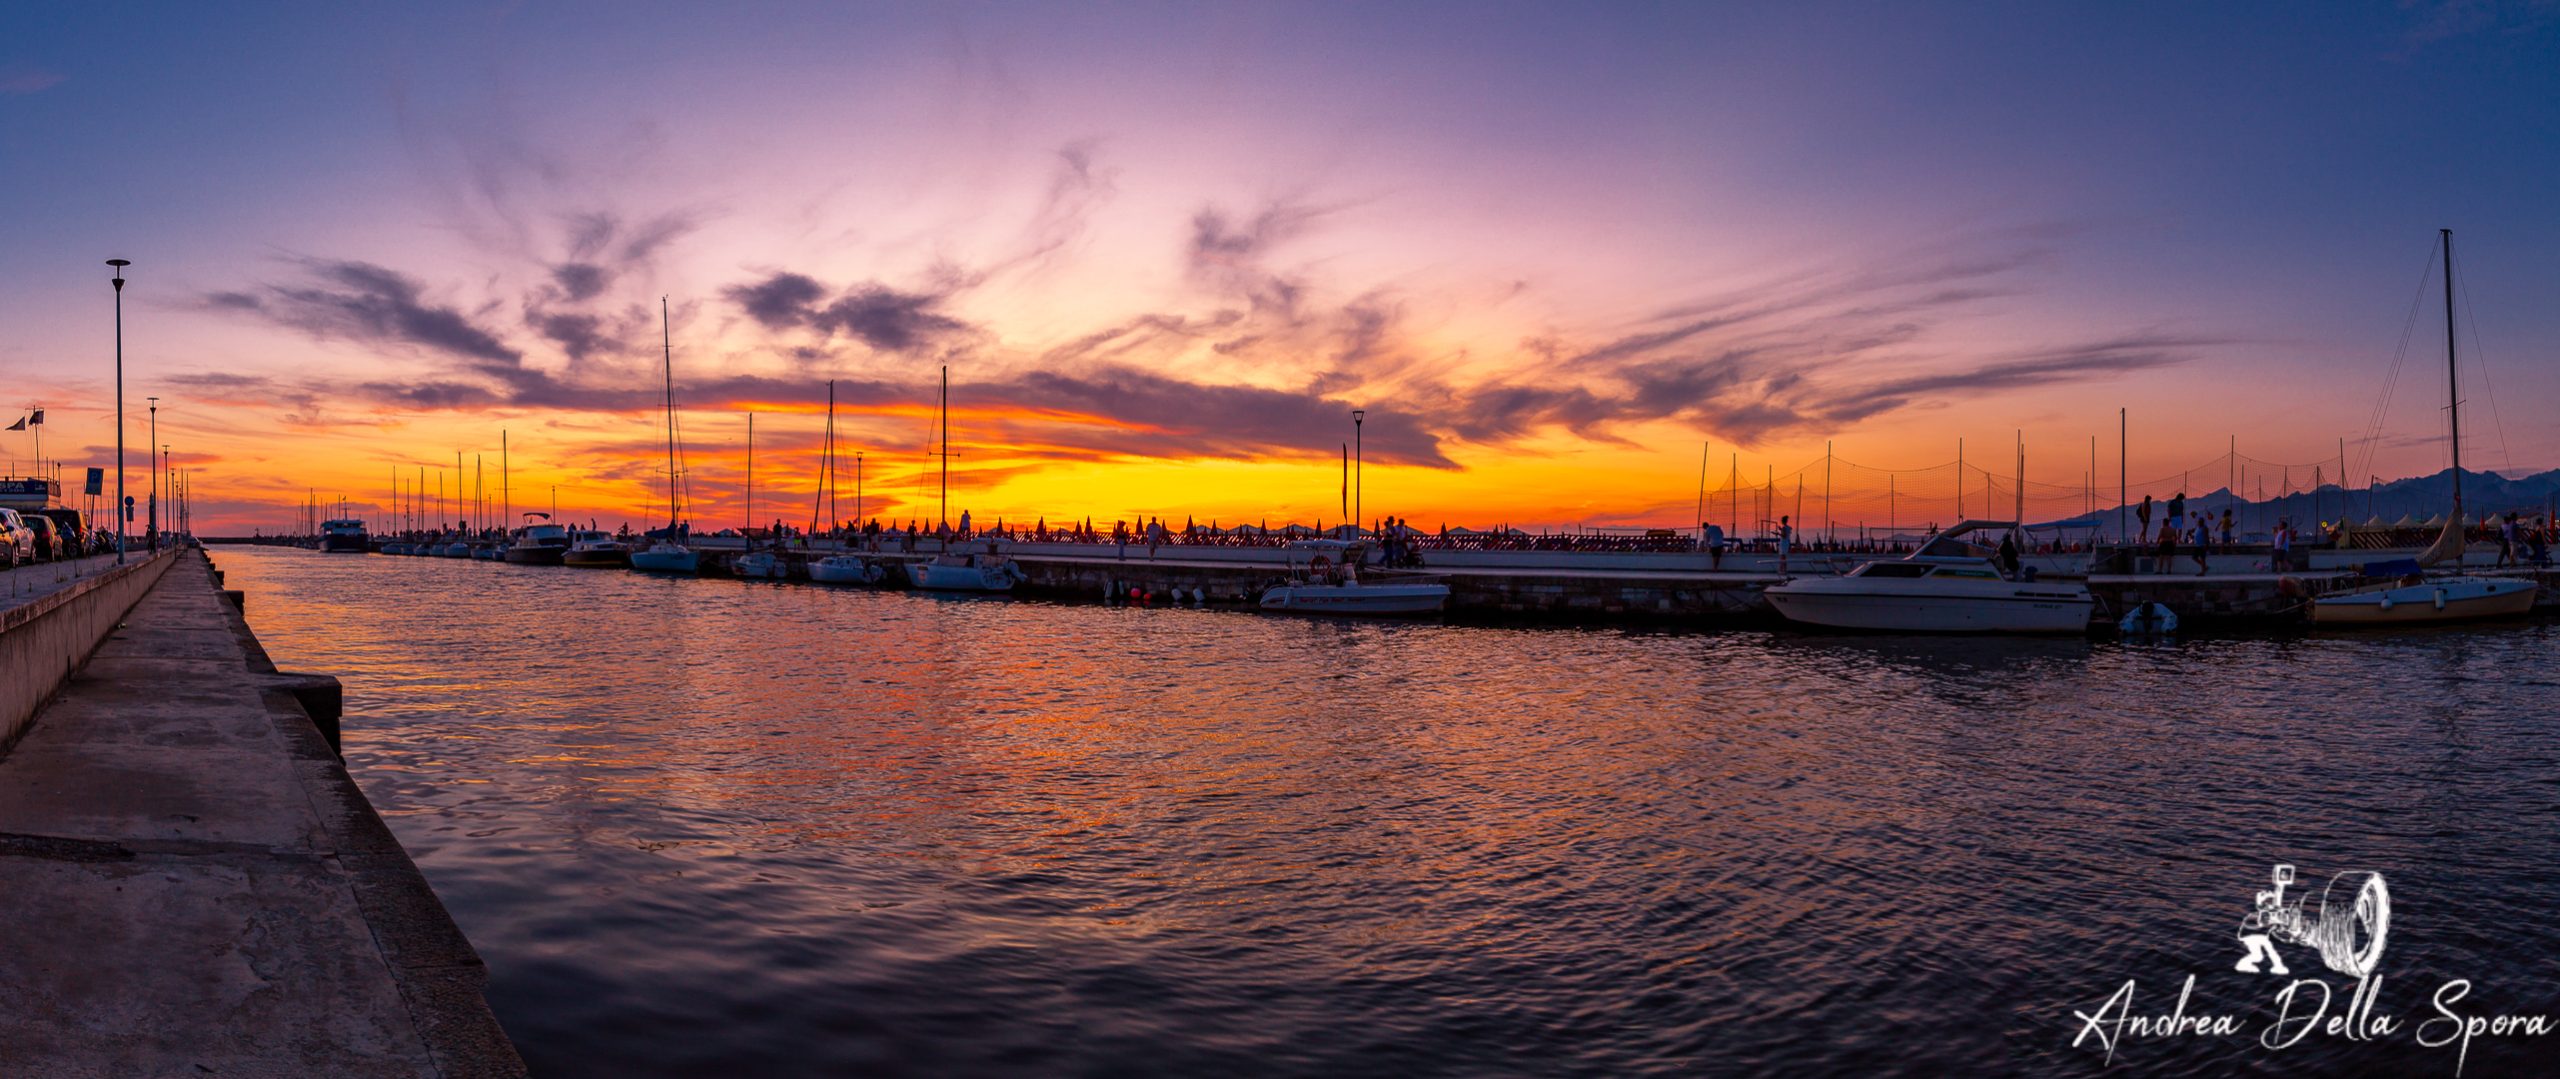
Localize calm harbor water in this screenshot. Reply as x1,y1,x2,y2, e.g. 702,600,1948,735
219,546,2560,1077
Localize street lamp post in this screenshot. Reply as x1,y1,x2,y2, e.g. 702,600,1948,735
147,397,159,550
1352,408,1365,537
107,259,129,563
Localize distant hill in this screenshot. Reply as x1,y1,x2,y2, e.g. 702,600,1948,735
2072,467,2560,533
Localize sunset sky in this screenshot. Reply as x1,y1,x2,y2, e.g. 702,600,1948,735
6,3,2559,535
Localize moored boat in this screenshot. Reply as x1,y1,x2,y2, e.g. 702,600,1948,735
320,518,370,553
1257,539,1449,615
2308,569,2534,626
563,531,633,568
906,548,1023,591
2310,231,2537,629
505,520,573,564
1763,520,2093,633
733,548,790,579
808,553,887,585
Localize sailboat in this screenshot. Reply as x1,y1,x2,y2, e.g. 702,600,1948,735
805,381,888,585
631,298,702,575
733,412,790,579
905,365,1025,592
2311,229,2537,626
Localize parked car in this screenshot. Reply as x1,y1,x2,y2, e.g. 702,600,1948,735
0,509,33,568
23,515,61,561
34,509,88,558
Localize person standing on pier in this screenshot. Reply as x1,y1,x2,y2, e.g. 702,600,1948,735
2155,518,2177,575
1704,522,1726,570
2219,508,2235,552
2168,491,2186,534
2497,511,2518,568
2270,517,2293,573
1777,515,1793,572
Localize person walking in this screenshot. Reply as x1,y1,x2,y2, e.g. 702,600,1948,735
2497,511,2517,568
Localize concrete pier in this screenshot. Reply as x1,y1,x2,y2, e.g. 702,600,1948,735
0,549,523,1077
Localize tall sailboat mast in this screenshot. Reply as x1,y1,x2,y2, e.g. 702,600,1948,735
2442,227,2461,520
939,365,949,531
745,412,755,538
662,297,679,528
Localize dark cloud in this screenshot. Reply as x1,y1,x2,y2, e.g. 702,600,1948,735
726,273,828,329
992,365,1455,469
211,258,521,364
532,312,612,361
552,263,609,302
813,287,968,353
722,273,972,353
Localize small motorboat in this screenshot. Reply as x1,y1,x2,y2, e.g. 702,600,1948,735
1257,539,1450,615
906,547,1024,591
1762,520,2093,633
562,531,633,568
808,553,887,585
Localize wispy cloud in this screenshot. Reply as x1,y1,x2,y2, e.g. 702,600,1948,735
0,65,64,95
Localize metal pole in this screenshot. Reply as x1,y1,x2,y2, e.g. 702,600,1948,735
147,398,159,549
1693,441,1710,545
2119,408,2127,544
1353,408,1365,536
108,259,128,563
2443,228,2462,520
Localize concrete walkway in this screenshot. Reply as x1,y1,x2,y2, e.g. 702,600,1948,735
0,551,140,609
0,551,522,1077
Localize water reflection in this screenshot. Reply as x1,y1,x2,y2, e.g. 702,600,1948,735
218,548,2560,1077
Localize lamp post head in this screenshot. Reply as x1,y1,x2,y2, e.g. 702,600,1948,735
107,258,129,290
1353,409,1365,423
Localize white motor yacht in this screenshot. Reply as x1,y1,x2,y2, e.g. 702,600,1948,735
505,521,572,564
1763,520,2093,633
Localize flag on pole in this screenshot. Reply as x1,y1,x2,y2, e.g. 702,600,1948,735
26,410,41,425
4,416,21,431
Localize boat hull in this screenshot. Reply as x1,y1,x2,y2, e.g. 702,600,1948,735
630,548,699,575
2309,576,2537,626
906,562,1020,591
733,553,791,579
1764,581,2093,633
808,557,885,585
1259,583,1450,615
320,535,370,553
504,546,568,565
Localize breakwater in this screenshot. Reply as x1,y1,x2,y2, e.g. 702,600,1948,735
215,536,2560,627
0,549,523,1076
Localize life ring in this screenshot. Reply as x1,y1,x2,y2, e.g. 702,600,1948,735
1307,554,1332,571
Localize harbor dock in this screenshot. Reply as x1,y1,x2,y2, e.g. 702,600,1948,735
210,532,2560,627
0,549,523,1077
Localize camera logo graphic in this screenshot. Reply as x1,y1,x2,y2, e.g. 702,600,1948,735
2235,864,2390,979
